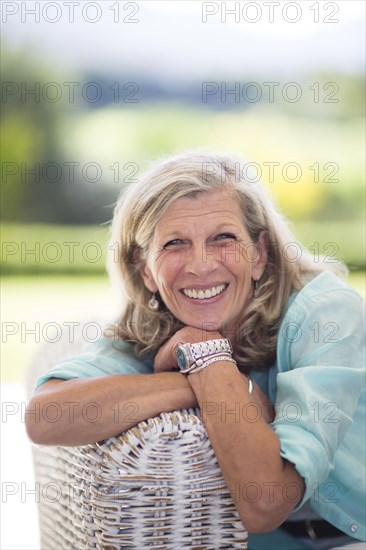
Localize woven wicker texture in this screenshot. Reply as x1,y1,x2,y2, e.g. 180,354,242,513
27,332,248,549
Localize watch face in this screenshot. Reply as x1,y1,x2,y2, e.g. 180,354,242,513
176,346,187,369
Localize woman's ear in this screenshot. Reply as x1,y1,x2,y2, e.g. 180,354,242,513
140,262,159,293
252,230,269,280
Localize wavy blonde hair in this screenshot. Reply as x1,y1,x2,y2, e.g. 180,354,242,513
106,150,347,372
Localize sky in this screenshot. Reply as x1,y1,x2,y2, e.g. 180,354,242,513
2,1,365,81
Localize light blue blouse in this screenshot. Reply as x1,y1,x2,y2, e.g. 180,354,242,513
36,271,366,541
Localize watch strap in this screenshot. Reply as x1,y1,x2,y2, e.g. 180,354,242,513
187,338,232,362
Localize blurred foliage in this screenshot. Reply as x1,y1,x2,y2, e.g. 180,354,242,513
1,43,364,245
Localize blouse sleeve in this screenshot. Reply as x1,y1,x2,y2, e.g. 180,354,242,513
271,277,365,508
35,335,154,389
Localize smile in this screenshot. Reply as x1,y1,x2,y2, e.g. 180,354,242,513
182,284,227,300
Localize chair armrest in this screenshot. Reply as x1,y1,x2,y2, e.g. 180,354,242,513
32,409,248,549
27,335,248,548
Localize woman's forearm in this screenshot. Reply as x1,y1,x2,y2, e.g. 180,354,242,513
188,362,304,533
26,372,197,446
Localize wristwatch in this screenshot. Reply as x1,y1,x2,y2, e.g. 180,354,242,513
176,338,232,372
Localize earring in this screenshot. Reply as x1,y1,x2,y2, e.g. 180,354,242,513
148,293,159,311
253,279,260,297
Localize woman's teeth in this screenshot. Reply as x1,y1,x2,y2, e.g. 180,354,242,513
182,284,226,299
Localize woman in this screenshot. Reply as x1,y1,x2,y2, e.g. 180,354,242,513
26,151,365,549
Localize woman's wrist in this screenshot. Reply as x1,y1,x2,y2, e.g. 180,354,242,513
187,360,239,388
167,371,199,408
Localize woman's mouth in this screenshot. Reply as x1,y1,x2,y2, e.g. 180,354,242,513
181,283,228,300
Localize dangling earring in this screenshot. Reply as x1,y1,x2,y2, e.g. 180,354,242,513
148,293,159,311
253,279,260,297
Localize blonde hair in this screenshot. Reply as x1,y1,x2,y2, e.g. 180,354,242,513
107,150,347,372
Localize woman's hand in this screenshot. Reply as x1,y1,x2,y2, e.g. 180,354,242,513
154,327,274,424
154,326,222,373
154,330,275,424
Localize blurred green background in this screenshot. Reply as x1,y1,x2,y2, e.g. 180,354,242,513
1,11,365,383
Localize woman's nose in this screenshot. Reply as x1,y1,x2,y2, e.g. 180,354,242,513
185,243,217,276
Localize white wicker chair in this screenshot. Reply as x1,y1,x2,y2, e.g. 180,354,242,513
26,332,248,549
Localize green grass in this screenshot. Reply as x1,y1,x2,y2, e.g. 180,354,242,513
348,271,366,295
1,275,115,383
293,220,365,271
1,223,110,274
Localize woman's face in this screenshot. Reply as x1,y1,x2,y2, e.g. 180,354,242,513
141,190,267,336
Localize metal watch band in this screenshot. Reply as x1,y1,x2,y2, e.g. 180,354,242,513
180,351,233,374
188,338,232,362
188,355,237,374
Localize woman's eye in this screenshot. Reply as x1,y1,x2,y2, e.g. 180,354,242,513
215,233,236,241
164,239,184,248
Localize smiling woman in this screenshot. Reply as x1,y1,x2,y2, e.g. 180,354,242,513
106,150,347,373
26,150,365,549
140,191,268,339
